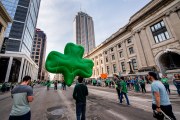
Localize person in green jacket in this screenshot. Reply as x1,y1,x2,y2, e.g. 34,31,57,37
139,76,146,93
46,80,51,90
120,76,130,105
134,76,140,92
161,75,170,94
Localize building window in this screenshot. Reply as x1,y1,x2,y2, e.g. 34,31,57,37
129,47,134,54
119,51,123,58
113,64,117,73
102,67,103,73
101,60,103,64
97,62,98,65
106,66,109,74
97,69,99,75
104,51,107,54
36,52,39,55
118,43,121,48
112,55,115,60
106,57,108,62
121,62,126,72
127,38,132,44
132,59,138,70
111,48,114,52
151,20,170,43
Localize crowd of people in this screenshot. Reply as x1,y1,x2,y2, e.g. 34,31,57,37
1,73,180,120
89,73,180,96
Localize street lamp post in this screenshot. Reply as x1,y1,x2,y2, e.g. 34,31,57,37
164,49,176,69
127,59,134,74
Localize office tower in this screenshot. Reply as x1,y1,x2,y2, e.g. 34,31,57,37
31,28,47,81
74,11,95,54
0,0,41,56
0,0,41,83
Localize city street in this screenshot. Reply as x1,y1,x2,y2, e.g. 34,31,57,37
0,84,180,120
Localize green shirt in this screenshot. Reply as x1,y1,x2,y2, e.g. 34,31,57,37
139,79,145,85
73,83,88,103
120,81,128,93
161,78,169,85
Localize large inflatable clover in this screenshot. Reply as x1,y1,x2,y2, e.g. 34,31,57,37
45,43,94,86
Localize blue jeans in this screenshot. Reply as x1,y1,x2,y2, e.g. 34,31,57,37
76,103,86,120
120,92,130,105
9,111,31,120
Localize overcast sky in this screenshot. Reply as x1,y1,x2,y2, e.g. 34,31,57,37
37,0,151,57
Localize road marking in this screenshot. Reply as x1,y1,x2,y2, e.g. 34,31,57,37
35,92,39,97
89,89,152,112
106,109,129,120
57,90,76,120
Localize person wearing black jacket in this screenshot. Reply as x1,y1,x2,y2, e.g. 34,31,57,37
113,74,121,102
73,76,88,120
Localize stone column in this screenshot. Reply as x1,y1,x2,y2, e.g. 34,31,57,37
133,32,147,68
168,11,180,42
18,58,25,82
29,64,32,78
22,60,27,78
114,46,119,73
25,62,30,75
27,63,31,76
139,28,155,66
5,57,13,82
122,40,129,73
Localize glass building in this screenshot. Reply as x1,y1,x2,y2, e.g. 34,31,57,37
73,11,96,54
0,0,41,83
0,0,41,57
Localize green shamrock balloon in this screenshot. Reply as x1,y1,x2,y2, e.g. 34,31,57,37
45,43,94,86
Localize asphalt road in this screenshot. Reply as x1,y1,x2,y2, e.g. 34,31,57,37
0,84,180,120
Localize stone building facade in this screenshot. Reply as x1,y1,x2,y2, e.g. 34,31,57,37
0,1,12,52
84,0,180,78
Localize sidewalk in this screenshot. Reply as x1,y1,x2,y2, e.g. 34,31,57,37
0,91,11,101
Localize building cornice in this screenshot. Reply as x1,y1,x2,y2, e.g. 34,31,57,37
0,2,12,23
85,0,179,58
